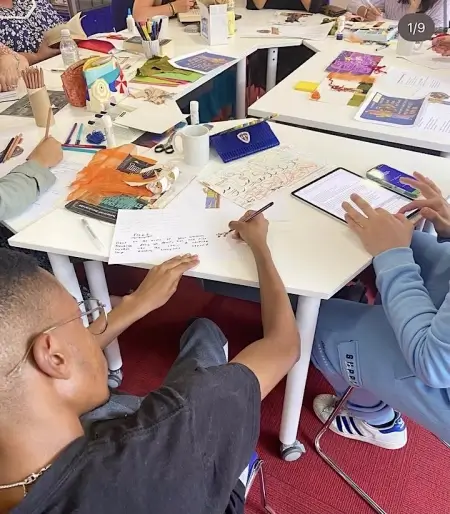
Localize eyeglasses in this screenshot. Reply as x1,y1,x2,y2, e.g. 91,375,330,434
6,299,108,378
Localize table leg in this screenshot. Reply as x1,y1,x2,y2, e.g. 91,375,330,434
48,253,84,302
279,296,321,461
84,261,123,375
266,48,278,92
236,58,246,119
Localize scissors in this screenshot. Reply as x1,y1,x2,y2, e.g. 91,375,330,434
154,131,177,154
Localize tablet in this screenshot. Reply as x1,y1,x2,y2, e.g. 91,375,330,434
291,167,417,222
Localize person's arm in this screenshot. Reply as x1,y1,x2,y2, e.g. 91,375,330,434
300,0,325,13
91,254,200,349
250,0,269,9
0,136,64,220
374,248,450,388
424,0,445,27
0,162,55,220
133,0,194,20
347,0,384,17
229,215,300,399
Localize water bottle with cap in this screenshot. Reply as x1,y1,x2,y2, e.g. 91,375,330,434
60,28,80,67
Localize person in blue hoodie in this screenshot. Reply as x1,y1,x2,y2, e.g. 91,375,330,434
312,173,450,449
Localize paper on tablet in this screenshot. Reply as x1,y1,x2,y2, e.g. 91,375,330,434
293,168,411,221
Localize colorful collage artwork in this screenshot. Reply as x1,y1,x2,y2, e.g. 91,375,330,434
326,51,383,76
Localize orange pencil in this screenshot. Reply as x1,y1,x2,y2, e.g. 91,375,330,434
4,134,21,162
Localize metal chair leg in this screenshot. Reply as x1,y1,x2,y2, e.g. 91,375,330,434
246,459,277,514
441,440,450,450
314,387,388,514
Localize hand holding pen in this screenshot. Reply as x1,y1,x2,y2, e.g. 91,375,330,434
227,203,273,249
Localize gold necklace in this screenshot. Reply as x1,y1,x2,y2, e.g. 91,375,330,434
0,465,51,497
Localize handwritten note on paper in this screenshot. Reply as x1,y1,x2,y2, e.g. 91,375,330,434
109,209,242,265
6,161,83,229
200,145,327,209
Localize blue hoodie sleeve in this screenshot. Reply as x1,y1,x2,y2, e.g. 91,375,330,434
373,247,450,388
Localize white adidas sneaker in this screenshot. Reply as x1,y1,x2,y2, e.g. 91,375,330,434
313,394,407,450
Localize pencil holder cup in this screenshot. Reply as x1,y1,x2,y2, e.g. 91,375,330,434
27,87,55,128
142,39,161,59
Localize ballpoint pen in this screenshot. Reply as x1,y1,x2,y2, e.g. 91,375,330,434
227,202,274,234
81,218,105,250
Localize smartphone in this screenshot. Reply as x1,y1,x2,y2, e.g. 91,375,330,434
366,164,420,200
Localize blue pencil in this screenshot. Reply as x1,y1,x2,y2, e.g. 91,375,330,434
75,123,84,145
62,147,98,155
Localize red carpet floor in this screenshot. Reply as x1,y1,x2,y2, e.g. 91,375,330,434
105,267,450,514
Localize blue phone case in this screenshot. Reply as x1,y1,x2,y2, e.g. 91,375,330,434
367,165,419,198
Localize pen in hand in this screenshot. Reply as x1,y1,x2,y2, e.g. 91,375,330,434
227,202,274,235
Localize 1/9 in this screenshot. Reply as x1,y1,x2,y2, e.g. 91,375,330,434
407,22,426,34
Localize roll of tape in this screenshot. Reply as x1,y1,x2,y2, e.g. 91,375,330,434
168,166,180,182
148,176,170,194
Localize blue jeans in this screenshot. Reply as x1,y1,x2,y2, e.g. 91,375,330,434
312,231,450,442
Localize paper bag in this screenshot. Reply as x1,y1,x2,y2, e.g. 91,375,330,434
61,59,88,107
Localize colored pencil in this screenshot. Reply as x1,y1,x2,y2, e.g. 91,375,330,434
62,143,106,149
0,137,14,163
4,133,22,162
215,114,278,137
135,21,147,40
65,123,78,145
75,123,84,145
45,107,52,139
142,24,150,41
62,147,98,155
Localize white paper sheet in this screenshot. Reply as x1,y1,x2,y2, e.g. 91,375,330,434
113,100,185,134
6,161,82,228
0,91,17,103
109,209,244,265
380,68,450,97
417,101,450,134
399,50,450,70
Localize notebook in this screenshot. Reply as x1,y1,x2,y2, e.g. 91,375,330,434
178,8,201,23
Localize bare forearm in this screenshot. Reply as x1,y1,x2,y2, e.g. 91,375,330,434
91,296,141,350
21,52,39,66
252,0,268,9
133,2,172,20
231,243,300,399
254,244,298,342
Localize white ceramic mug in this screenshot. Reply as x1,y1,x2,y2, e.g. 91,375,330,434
396,36,424,57
174,125,210,167
152,15,169,40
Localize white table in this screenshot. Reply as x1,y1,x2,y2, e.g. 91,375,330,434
249,47,450,156
9,121,450,459
37,3,306,119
